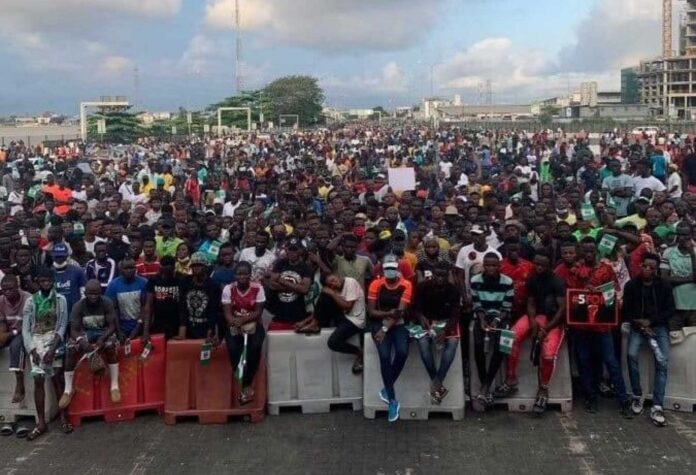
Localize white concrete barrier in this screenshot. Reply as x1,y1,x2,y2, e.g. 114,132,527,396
622,325,696,413
267,329,363,415
0,351,57,424
363,333,465,420
468,324,573,412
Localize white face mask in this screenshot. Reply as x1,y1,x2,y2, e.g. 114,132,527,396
53,260,68,270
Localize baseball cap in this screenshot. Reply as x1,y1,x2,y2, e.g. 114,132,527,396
636,196,651,204
382,254,399,270
355,213,368,220
286,237,304,250
470,224,486,235
52,243,69,258
445,205,460,216
190,252,209,266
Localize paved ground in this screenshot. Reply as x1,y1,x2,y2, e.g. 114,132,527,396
1,401,695,475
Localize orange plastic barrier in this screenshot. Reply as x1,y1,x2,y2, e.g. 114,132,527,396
164,339,266,425
68,334,166,426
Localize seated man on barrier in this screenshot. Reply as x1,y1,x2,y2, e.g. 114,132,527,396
495,251,566,415
660,223,696,335
60,280,120,412
222,261,266,405
470,254,514,409
179,252,222,340
323,273,366,374
0,275,31,405
22,267,69,441
623,253,675,427
412,262,461,404
367,254,413,423
264,238,312,331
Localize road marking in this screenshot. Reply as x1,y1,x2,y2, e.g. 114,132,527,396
670,415,696,446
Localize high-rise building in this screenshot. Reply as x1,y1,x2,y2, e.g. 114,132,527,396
621,67,640,104
684,1,696,55
580,82,598,107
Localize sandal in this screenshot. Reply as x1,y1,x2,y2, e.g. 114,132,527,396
60,422,74,434
351,357,363,375
26,426,47,441
15,426,29,439
0,424,14,436
238,388,255,406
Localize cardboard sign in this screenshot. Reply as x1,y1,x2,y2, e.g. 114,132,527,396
566,289,619,327
388,167,416,192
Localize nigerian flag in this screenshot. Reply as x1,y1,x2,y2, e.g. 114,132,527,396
235,333,248,384
597,282,616,307
499,329,515,355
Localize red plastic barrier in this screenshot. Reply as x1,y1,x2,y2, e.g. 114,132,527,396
164,339,266,425
68,334,166,426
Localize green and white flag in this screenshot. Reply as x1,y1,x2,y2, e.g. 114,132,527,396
597,282,616,307
580,203,597,223
499,329,515,355
597,233,618,257
235,333,248,384
406,323,429,340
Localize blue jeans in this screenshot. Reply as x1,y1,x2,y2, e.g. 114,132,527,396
417,337,458,385
627,326,669,407
371,322,409,401
573,329,628,404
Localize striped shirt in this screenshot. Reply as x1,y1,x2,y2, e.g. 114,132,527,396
470,273,514,318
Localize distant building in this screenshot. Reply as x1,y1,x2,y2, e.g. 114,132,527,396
621,67,641,104
435,104,533,121
580,82,598,107
423,98,452,119
638,56,696,118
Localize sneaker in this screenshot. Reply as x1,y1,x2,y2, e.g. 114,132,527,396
584,398,598,414
388,400,400,422
351,356,363,375
598,381,614,398
631,397,644,416
620,400,634,419
493,383,518,398
58,391,74,410
379,388,389,404
532,389,548,416
650,406,667,427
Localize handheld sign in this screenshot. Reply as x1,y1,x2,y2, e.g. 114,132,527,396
566,289,619,327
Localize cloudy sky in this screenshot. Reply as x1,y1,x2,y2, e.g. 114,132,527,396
0,0,665,115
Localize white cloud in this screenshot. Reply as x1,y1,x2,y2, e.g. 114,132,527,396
203,0,447,51
101,56,135,75
322,62,408,94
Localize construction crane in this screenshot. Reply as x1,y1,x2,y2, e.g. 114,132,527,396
664,0,672,58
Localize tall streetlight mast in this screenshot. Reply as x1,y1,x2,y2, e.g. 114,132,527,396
235,0,242,93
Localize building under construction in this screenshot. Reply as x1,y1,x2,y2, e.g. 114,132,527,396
637,1,696,118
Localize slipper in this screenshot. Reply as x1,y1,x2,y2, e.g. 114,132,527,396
15,426,29,439
60,422,74,434
26,426,47,441
0,424,14,436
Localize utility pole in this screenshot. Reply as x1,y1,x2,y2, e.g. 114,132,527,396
133,66,140,112
235,0,242,93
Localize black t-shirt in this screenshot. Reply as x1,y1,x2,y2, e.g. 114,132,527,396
147,276,185,339
10,263,39,292
181,278,222,339
266,258,313,323
525,272,566,317
415,281,460,321
684,155,696,185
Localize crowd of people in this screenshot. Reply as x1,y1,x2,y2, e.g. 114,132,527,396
0,124,695,439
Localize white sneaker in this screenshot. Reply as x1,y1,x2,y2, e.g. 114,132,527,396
650,406,667,427
631,397,644,416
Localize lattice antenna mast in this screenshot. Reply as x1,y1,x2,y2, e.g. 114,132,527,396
235,0,243,93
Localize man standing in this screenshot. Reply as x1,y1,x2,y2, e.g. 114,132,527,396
85,241,116,292
155,220,183,259
52,243,87,314
0,276,31,404
22,268,69,441
623,254,674,427
455,225,502,302
136,237,161,280
601,158,634,218
238,231,276,282
105,258,148,341
661,223,696,332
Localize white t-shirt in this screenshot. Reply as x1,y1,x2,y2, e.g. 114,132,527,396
238,247,277,282
340,277,366,329
668,172,683,199
222,200,242,218
455,244,502,294
439,161,453,179
633,175,666,197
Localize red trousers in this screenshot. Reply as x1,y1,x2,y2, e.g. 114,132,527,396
506,315,565,388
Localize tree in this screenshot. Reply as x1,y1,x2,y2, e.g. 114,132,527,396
262,75,324,126
538,105,558,127
87,110,143,143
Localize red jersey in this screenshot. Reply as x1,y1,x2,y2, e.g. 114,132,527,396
500,258,534,317
222,282,266,312
136,259,161,280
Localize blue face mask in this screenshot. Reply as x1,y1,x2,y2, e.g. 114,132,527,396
384,269,398,280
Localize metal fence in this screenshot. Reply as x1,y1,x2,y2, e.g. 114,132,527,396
443,119,696,134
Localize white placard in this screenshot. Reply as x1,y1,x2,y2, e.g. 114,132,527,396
388,167,416,192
